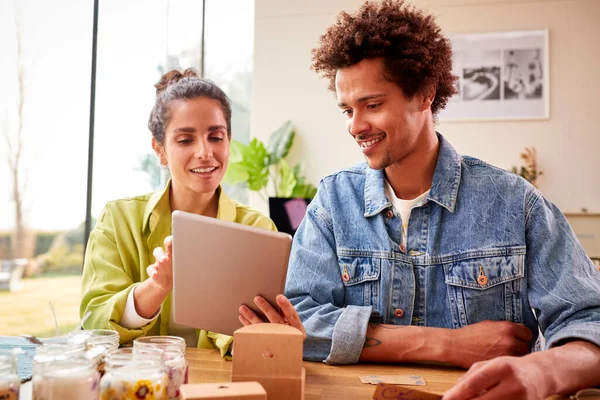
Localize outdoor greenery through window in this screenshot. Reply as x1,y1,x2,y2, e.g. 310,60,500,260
0,0,254,337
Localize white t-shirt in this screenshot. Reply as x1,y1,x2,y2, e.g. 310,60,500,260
384,180,430,251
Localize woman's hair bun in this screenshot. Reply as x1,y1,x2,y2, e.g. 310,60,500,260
154,68,200,95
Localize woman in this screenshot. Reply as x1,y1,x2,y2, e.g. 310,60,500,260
80,69,303,358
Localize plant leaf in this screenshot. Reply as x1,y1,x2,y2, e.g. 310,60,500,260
223,163,249,185
291,182,318,199
267,121,295,165
276,159,297,197
292,161,304,178
224,138,269,192
243,138,270,191
229,140,247,163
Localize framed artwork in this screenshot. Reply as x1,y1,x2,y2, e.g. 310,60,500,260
438,29,549,121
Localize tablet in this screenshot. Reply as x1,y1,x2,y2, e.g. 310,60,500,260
171,210,293,336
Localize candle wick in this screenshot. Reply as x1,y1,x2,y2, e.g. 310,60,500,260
73,311,92,333
48,301,60,337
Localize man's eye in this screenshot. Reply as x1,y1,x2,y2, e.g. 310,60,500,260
367,103,381,109
342,109,353,116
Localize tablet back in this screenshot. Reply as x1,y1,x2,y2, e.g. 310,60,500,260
171,210,293,336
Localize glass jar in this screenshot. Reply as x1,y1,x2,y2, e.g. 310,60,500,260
69,329,119,376
100,348,168,400
32,358,100,400
134,336,187,400
0,351,20,400
35,336,87,364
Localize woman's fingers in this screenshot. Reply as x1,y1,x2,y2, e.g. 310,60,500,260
164,236,173,258
254,296,286,324
238,305,264,324
153,246,165,262
146,264,158,277
276,295,306,339
149,242,173,291
238,314,251,326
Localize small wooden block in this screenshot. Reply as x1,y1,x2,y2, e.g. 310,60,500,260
232,324,305,400
232,368,305,400
180,382,266,400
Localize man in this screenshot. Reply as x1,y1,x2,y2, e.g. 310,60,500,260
239,1,600,398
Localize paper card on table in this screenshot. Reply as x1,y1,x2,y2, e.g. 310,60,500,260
359,375,426,385
372,383,442,400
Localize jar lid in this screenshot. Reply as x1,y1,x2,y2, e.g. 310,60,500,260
133,336,185,354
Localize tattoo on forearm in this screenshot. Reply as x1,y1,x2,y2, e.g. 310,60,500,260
364,337,382,348
368,322,404,330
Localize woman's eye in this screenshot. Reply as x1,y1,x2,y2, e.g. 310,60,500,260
209,136,224,142
178,139,192,144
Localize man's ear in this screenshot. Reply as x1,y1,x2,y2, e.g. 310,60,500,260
151,137,167,166
420,86,436,112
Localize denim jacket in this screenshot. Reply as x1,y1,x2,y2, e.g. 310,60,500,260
285,133,600,364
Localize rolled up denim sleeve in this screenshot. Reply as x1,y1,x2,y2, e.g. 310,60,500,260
285,183,372,364
525,191,600,349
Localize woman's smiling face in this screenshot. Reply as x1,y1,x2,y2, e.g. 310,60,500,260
153,96,230,197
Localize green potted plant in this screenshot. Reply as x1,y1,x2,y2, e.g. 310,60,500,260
224,121,317,234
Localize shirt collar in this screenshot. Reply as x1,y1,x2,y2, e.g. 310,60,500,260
216,187,237,222
363,132,461,216
143,182,238,232
428,133,461,213
143,180,172,233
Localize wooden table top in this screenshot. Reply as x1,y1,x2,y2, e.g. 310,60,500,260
185,348,464,399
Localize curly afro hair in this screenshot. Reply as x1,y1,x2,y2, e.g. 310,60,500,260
311,0,457,116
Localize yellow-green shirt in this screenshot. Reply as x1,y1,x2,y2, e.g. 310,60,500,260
80,182,276,358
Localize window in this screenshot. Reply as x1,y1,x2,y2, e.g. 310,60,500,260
205,0,255,202
0,0,93,336
0,0,254,338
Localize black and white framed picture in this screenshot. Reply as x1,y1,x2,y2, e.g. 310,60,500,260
439,29,549,121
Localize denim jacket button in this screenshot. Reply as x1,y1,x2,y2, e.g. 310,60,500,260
342,272,350,282
477,275,488,286
386,209,394,219
394,309,404,318
399,244,406,253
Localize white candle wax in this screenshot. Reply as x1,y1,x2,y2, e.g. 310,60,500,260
33,369,99,400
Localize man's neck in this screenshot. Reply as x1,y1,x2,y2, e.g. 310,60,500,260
385,131,439,200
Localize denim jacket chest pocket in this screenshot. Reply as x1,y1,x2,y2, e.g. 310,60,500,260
338,256,381,308
443,247,525,327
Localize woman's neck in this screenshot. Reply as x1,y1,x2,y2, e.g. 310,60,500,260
169,184,219,218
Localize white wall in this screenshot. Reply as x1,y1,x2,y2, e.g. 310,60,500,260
250,0,600,217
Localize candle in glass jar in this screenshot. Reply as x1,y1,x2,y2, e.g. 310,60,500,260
100,348,168,400
0,351,20,400
69,329,119,377
33,358,99,400
134,336,187,400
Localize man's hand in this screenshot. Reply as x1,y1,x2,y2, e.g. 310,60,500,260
239,294,306,339
443,341,600,400
447,320,533,368
146,235,173,292
443,355,549,400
